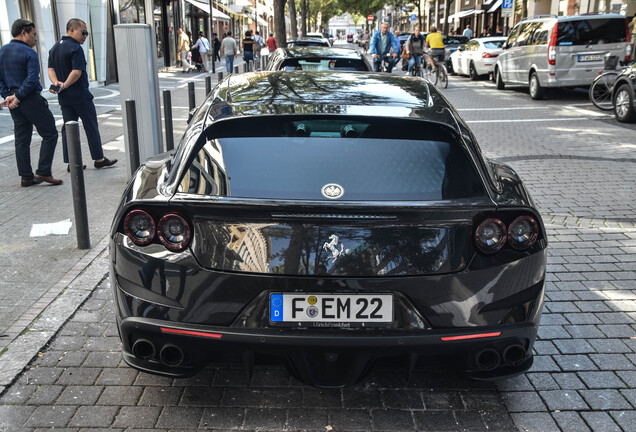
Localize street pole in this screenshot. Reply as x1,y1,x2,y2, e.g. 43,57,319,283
66,121,90,250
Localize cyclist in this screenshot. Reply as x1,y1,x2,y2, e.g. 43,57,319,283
405,27,425,75
425,26,445,72
369,23,400,73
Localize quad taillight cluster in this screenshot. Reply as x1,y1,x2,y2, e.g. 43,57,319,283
475,215,539,254
124,209,192,252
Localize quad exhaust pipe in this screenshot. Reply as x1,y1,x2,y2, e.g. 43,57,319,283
475,348,500,371
503,344,526,366
132,339,185,367
132,339,156,360
160,344,185,367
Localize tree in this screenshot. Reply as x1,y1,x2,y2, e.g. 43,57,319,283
289,0,298,38
274,0,287,47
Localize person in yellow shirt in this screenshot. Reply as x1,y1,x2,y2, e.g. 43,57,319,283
425,26,445,72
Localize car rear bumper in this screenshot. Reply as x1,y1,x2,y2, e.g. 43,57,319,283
119,316,538,387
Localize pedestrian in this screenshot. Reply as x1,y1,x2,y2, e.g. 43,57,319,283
191,31,211,72
0,19,62,187
177,28,193,72
494,26,504,36
266,33,276,53
48,18,117,171
253,31,264,70
242,31,255,71
220,30,238,73
213,33,221,62
463,25,473,39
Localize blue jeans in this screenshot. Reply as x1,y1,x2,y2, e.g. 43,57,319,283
408,55,422,74
373,56,395,72
225,55,235,73
243,51,254,71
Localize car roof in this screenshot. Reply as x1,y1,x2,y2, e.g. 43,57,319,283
212,71,455,124
476,37,507,42
276,46,364,60
520,13,625,23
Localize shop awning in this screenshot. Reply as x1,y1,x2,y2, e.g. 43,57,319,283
447,9,475,21
184,0,210,14
488,0,503,13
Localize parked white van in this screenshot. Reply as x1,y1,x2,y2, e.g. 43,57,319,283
494,14,631,99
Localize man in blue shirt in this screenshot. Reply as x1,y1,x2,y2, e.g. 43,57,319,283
0,19,62,187
48,18,117,171
369,23,400,73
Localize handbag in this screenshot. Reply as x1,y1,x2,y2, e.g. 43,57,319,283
402,51,411,60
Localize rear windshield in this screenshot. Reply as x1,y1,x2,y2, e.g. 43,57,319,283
444,36,469,45
280,58,369,71
288,40,330,47
179,119,486,201
483,40,504,49
556,18,627,46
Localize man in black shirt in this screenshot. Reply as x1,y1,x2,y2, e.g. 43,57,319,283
48,18,117,171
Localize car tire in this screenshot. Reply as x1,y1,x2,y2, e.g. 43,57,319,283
529,72,545,100
495,67,505,90
614,84,636,123
469,62,479,81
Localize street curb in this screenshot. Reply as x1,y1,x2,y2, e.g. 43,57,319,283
0,236,111,390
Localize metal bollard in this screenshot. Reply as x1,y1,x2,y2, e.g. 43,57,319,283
163,90,174,151
212,55,216,73
217,72,223,82
188,82,195,111
66,121,90,250
234,66,239,74
243,63,248,73
205,75,211,96
125,100,141,175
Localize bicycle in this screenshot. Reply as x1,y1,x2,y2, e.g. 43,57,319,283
589,55,621,111
408,55,424,78
424,52,448,88
379,54,396,73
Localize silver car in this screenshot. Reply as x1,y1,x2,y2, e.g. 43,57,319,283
494,14,632,100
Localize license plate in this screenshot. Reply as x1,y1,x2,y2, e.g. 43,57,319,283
578,54,602,62
269,293,393,327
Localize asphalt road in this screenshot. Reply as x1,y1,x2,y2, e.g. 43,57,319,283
0,44,635,431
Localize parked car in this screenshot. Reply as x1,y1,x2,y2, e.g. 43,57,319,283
110,71,547,387
265,47,372,71
494,14,632,100
450,37,507,79
443,35,469,74
346,33,354,43
306,32,332,46
287,37,331,48
612,62,636,122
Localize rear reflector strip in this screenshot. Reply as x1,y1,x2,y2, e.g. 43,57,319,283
160,327,223,339
441,332,501,341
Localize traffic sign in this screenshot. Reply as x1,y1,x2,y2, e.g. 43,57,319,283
502,0,514,17
410,14,417,22
368,14,374,22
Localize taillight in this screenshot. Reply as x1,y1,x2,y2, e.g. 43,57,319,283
548,23,558,65
157,213,192,252
475,218,507,253
482,52,498,58
508,216,539,250
626,44,632,62
124,210,155,246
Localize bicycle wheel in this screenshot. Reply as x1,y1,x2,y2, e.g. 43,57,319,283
428,64,438,85
589,71,619,111
438,64,448,89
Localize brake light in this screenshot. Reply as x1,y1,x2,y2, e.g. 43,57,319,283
627,19,632,61
124,209,155,246
475,218,507,253
548,23,558,65
157,213,192,252
482,52,498,58
441,332,501,341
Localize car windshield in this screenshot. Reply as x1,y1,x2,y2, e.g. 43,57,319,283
483,40,504,49
180,119,486,201
288,40,330,47
556,18,628,45
280,58,369,71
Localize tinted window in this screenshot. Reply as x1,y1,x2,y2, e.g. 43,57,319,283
280,58,369,71
514,22,539,46
444,36,469,45
556,18,627,45
184,136,485,201
288,40,330,47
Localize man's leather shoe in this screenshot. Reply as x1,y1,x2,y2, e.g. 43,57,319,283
94,157,118,169
21,178,42,187
34,174,63,185
67,164,87,172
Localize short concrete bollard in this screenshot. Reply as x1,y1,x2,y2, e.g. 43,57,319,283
66,121,90,250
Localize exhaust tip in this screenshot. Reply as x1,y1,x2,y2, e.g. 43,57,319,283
132,339,156,360
503,344,527,366
160,344,184,367
475,348,500,371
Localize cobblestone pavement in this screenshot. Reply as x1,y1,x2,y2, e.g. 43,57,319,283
0,56,635,431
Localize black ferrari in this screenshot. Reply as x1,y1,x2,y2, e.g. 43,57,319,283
110,71,547,387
